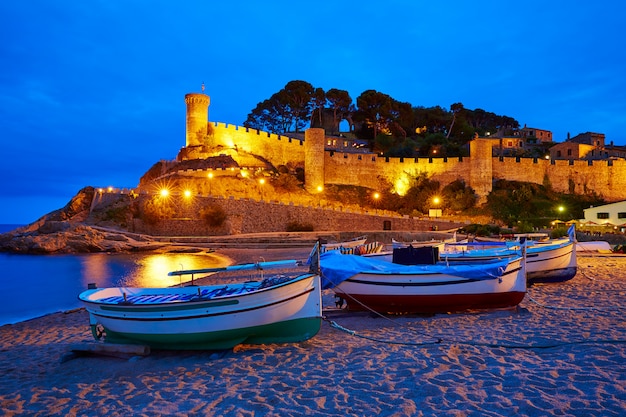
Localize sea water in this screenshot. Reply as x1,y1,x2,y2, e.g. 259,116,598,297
0,224,224,325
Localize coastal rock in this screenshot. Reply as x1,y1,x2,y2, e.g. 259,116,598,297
0,223,162,254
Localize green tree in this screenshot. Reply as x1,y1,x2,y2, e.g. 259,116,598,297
441,179,477,211
446,102,464,139
311,87,326,127
326,88,352,134
244,94,292,133
282,80,314,132
355,89,394,140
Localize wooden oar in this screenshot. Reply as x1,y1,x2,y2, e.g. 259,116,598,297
167,259,302,276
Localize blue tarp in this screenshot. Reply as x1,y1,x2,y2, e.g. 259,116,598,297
318,251,512,290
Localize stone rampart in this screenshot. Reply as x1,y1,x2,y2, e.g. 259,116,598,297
194,117,626,203
209,123,305,168
323,152,468,193
131,195,465,237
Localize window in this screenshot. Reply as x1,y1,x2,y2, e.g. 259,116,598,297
597,213,609,219
618,212,626,219
567,149,572,156
557,150,562,157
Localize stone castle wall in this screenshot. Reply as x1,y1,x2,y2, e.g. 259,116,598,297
209,123,306,169
184,93,626,203
130,195,465,237
492,157,626,200
205,123,626,202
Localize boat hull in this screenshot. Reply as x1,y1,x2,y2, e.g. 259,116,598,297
79,274,322,350
333,257,525,314
441,240,577,285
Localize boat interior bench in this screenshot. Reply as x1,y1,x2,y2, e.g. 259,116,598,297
96,275,297,305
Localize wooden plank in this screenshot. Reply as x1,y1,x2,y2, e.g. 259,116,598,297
70,342,151,359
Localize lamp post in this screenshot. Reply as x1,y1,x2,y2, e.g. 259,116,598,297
431,196,442,218
317,185,324,207
207,171,214,195
259,178,266,200
429,196,442,231
373,192,380,214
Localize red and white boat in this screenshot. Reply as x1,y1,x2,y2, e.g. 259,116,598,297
319,251,525,314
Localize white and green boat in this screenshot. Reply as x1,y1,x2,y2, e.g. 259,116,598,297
78,260,322,350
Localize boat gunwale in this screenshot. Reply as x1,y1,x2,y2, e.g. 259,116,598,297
79,272,317,307
86,285,319,322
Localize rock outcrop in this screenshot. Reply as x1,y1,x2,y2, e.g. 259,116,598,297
0,187,167,254
0,222,167,254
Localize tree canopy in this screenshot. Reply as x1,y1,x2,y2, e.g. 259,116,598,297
243,80,521,157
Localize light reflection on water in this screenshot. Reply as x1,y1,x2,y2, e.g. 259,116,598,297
78,252,231,288
0,251,231,325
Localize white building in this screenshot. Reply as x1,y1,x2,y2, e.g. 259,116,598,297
581,200,626,230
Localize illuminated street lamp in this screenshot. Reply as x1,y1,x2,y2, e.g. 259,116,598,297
184,189,192,198
258,178,266,200
557,205,565,220
373,192,381,213
429,196,442,219
160,188,170,197
207,171,214,195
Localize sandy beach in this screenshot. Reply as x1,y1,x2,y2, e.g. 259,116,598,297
1,251,625,416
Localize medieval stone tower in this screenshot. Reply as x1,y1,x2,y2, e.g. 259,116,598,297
468,138,493,204
185,93,210,147
304,128,325,193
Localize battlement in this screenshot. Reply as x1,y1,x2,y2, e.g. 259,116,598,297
182,92,626,203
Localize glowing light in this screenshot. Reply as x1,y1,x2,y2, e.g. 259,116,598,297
259,178,266,185
107,186,113,192
98,188,104,193
184,189,192,198
317,185,324,193
373,192,380,200
207,172,214,179
393,175,410,196
433,196,441,205
160,188,170,197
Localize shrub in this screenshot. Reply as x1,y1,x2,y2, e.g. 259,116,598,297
199,205,227,227
550,227,569,239
286,221,314,232
139,197,176,226
271,173,301,193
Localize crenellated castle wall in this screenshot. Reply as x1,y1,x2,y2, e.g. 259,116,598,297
209,122,306,169
204,123,626,202
182,93,626,203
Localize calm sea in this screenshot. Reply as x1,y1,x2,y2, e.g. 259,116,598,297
0,224,225,326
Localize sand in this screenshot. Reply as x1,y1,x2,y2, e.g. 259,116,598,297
1,252,625,416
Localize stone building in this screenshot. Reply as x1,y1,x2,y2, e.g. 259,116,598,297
176,90,626,204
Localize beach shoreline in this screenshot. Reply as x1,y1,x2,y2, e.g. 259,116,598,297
1,252,625,416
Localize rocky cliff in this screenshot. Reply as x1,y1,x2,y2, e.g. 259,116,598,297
0,187,167,254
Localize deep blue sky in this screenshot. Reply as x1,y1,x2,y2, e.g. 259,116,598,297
1,1,625,224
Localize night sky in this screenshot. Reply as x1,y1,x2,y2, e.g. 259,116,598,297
1,1,625,224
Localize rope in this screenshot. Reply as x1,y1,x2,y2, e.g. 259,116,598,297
526,291,626,312
324,317,626,350
330,288,438,340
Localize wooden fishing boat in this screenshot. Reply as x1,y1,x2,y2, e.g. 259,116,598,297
321,235,367,251
391,233,457,249
78,260,322,350
441,234,577,285
319,251,525,314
